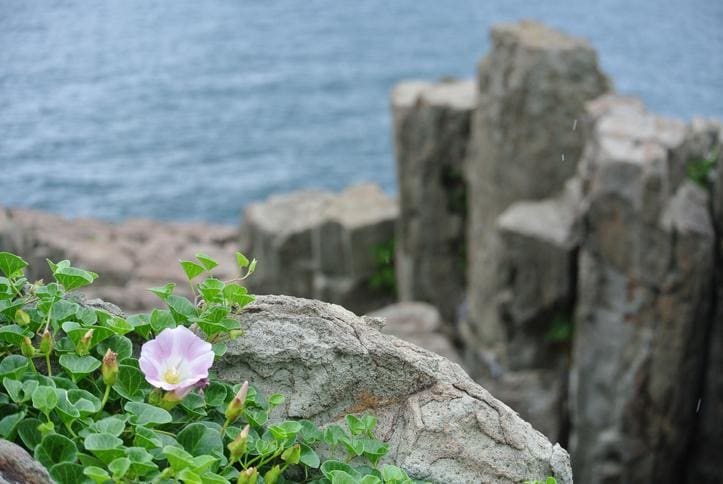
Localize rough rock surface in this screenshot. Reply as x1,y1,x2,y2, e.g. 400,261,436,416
367,302,462,365
0,207,239,311
240,184,398,314
569,96,715,484
217,295,573,484
0,439,52,484
682,119,723,484
462,20,610,364
391,79,476,326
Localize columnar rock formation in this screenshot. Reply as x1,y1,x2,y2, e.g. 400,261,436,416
462,20,610,367
569,96,718,483
217,295,573,484
391,79,476,326
240,184,398,314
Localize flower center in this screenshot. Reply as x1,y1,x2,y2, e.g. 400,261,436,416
163,367,182,384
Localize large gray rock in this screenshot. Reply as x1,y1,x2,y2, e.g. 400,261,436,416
391,79,476,326
569,96,715,484
0,440,52,484
240,184,398,314
217,295,573,484
462,20,610,364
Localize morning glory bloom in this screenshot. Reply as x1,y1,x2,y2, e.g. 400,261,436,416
139,325,214,397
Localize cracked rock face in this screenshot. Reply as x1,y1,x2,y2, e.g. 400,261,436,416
0,440,52,484
217,295,572,484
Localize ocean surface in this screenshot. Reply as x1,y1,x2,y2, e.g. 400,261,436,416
1,0,722,223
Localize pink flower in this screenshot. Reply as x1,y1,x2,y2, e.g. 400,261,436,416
139,326,214,397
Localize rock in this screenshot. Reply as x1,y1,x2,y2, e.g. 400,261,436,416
682,120,723,483
240,184,398,314
367,302,463,365
462,20,610,363
569,95,715,484
217,295,573,484
0,439,52,484
391,79,476,326
0,207,239,312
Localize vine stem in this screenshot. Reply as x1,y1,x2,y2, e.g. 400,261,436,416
45,353,52,377
100,383,111,410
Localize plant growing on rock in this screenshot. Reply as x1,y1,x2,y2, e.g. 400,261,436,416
0,251,423,484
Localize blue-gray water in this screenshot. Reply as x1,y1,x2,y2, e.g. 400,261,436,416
1,0,722,223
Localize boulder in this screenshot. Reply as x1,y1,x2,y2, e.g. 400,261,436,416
569,95,715,483
462,20,610,364
240,184,398,314
217,295,573,484
391,79,476,326
0,439,52,484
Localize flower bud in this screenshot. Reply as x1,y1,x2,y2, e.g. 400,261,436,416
237,467,258,484
20,337,35,358
281,443,301,465
225,380,249,422
263,465,281,484
101,349,118,386
39,329,53,355
15,309,30,326
227,424,250,460
77,329,94,356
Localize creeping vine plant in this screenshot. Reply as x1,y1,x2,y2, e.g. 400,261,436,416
0,251,423,484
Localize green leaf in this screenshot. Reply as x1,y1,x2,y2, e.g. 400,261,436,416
34,433,78,468
54,266,98,291
299,420,323,444
108,457,131,479
222,284,253,307
330,470,358,484
204,382,228,407
163,445,196,472
0,410,26,438
17,417,43,449
180,260,205,281
323,425,349,447
83,466,111,484
177,423,223,457
67,388,102,414
177,468,203,484
299,442,320,468
133,426,163,449
84,433,125,463
150,309,176,333
212,342,227,357
105,316,134,336
235,252,249,269
96,334,133,361
381,465,408,482
195,253,219,272
113,364,149,401
198,278,225,303
321,461,360,480
49,462,85,484
359,476,383,484
53,389,81,422
59,354,101,376
0,252,28,277
32,385,58,414
94,415,128,437
125,401,173,427
268,393,286,408
0,355,29,379
126,446,158,476
148,282,176,301
0,324,32,346
166,295,198,323
3,377,37,403
62,322,114,348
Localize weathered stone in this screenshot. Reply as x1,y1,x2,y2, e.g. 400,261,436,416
683,120,723,484
240,184,398,313
217,295,573,484
0,207,239,312
495,178,581,370
391,79,476,325
462,20,610,364
569,96,715,484
0,439,52,484
367,302,462,365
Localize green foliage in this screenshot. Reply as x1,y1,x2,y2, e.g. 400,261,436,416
0,251,423,483
545,313,573,344
687,147,719,188
369,240,396,297
524,478,557,484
